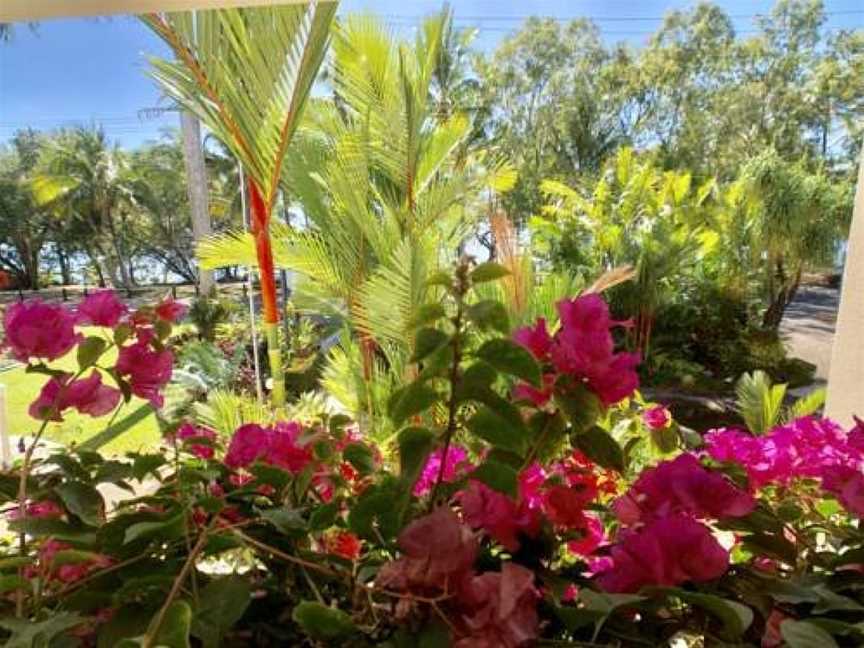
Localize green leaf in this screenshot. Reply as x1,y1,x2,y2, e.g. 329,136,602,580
471,460,518,498
398,426,436,487
467,406,527,455
0,613,83,648
466,300,509,334
191,577,251,648
470,262,510,284
572,426,624,472
0,575,26,594
577,589,645,642
292,601,356,641
388,381,441,427
411,327,450,363
148,600,192,648
7,517,95,543
77,336,108,370
475,339,541,387
309,502,340,532
670,589,753,637
425,271,453,289
556,383,603,433
780,619,839,648
260,508,307,537
114,323,133,345
124,512,185,545
348,479,402,542
343,442,376,476
410,303,447,329
55,480,104,527
462,361,498,390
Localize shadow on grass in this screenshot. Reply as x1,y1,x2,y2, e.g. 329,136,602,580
79,405,153,451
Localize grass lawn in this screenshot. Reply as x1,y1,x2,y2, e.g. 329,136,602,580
1,329,163,455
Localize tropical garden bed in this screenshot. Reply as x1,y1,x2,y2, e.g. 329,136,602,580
0,2,862,647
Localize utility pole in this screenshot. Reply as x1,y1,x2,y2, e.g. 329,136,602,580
180,110,215,295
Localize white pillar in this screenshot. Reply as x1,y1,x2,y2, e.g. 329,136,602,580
825,146,864,426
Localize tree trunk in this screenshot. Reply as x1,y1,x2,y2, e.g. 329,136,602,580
248,177,284,408
180,111,215,296
57,246,71,285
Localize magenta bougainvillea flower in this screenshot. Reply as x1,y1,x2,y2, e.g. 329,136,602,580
458,480,542,552
642,405,671,430
413,444,473,496
6,500,64,521
821,465,864,518
173,422,217,459
566,513,606,557
613,454,755,525
455,562,539,648
224,421,313,474
2,300,81,362
513,294,640,407
597,514,729,593
154,298,188,323
512,373,555,407
76,290,128,327
115,341,173,408
704,416,864,489
28,371,122,422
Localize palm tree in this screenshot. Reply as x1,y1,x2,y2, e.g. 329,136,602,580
141,3,337,408
197,11,495,431
32,127,147,289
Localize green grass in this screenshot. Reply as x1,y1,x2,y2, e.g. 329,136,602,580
0,330,163,455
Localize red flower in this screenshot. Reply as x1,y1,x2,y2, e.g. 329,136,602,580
642,405,671,430
325,531,362,560
543,484,597,529
597,514,729,593
512,373,555,408
76,290,128,327
6,500,64,521
567,513,606,557
225,424,271,469
29,371,121,422
2,300,81,362
454,563,539,648
224,421,313,475
612,454,755,525
115,341,173,408
513,318,552,361
821,465,864,518
173,423,217,459
155,298,188,323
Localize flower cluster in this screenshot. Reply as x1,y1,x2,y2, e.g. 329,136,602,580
377,508,539,647
513,294,640,407
1,291,180,419
26,539,112,584
413,445,473,496
704,415,864,489
170,422,217,459
225,421,313,473
597,454,754,592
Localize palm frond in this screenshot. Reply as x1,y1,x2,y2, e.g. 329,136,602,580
785,387,827,422
735,370,786,435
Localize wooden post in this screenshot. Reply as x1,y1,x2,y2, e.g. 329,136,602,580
826,143,864,426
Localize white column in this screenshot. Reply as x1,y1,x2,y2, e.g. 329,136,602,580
826,146,864,426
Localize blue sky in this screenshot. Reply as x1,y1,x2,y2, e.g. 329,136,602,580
1,0,862,148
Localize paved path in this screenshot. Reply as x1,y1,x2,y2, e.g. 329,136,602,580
780,285,840,383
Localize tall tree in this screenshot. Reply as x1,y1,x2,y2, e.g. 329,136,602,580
179,111,215,294
142,3,337,408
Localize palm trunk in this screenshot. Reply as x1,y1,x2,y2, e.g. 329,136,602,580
248,177,285,408
180,111,215,295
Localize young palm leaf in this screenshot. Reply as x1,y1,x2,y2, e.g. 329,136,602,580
142,3,337,407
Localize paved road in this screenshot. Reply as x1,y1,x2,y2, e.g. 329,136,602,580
780,285,840,382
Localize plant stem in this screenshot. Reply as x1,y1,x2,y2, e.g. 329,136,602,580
232,528,343,579
143,518,216,648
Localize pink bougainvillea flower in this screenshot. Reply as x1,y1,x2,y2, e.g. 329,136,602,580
267,421,313,473
518,463,547,510
642,405,671,430
115,341,173,408
225,423,272,469
413,445,473,496
29,371,122,422
458,480,541,551
762,609,789,648
454,563,539,648
6,500,64,521
597,514,729,593
377,508,478,593
154,298,188,323
613,454,755,525
76,290,128,327
512,373,556,408
513,318,553,361
821,465,864,518
324,530,362,560
543,484,598,529
566,513,606,557
704,416,864,489
173,422,217,459
2,300,81,362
